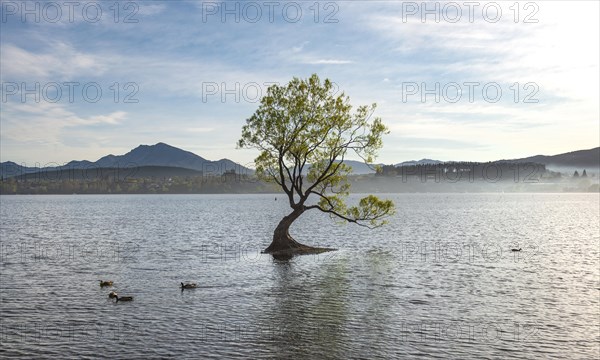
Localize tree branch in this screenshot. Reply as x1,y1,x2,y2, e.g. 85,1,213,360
304,204,380,229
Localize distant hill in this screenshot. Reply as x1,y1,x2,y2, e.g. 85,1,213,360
1,162,47,177
340,160,383,175
300,160,383,175
504,147,599,170
10,166,205,181
390,148,599,171
395,159,443,167
1,143,252,178
3,145,598,179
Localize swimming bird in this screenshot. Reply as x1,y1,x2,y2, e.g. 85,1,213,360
115,295,133,302
511,248,522,252
108,291,118,299
181,282,198,289
99,280,113,287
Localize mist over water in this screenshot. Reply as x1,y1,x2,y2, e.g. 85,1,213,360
0,194,598,358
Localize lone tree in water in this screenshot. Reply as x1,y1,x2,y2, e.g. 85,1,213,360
238,74,395,255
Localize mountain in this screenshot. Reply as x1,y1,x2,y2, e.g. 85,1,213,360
391,148,599,171
299,160,383,175
1,143,252,178
395,159,444,167
0,161,47,177
94,143,208,169
504,147,600,170
341,160,383,175
3,145,598,179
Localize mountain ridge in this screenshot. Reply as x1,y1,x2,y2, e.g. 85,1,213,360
395,159,444,167
504,147,600,169
1,143,251,178
2,144,598,178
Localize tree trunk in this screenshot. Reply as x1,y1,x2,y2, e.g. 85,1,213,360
263,208,307,254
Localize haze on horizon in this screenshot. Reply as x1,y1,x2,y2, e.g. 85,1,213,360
1,1,598,166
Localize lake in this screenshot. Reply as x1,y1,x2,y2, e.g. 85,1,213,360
0,193,598,359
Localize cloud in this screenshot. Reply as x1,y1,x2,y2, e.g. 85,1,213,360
1,102,125,144
291,41,310,53
364,2,599,99
0,42,108,81
306,59,353,65
86,112,127,125
185,127,215,133
1,1,597,165
138,4,167,16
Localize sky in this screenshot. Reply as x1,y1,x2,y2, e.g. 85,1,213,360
1,0,599,167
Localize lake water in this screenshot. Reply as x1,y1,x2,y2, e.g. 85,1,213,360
0,193,598,359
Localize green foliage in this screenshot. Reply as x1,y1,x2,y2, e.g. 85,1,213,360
346,195,395,227
238,74,395,227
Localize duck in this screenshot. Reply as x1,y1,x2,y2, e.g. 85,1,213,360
181,282,198,289
108,291,118,299
115,295,133,302
99,280,113,287
511,248,522,252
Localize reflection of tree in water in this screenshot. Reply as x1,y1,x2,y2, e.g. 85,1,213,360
257,257,351,359
307,258,350,355
350,249,404,357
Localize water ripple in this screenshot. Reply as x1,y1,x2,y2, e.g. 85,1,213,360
0,193,598,359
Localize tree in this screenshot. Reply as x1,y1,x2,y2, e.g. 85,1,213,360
238,74,395,256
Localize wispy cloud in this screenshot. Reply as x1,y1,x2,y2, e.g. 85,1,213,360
186,127,215,133
138,4,167,16
1,102,125,141
306,59,353,65
1,42,108,80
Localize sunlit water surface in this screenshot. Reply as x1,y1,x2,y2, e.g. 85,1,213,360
0,194,598,359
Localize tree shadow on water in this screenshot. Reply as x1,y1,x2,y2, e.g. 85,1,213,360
256,256,351,358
